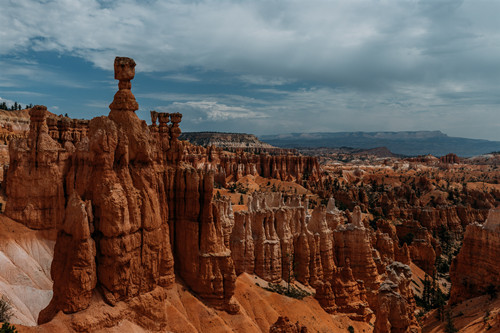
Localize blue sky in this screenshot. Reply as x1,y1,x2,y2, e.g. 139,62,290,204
1,0,500,140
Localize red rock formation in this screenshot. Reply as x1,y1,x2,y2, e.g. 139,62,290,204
5,105,67,230
395,220,437,274
46,116,89,145
230,194,374,321
38,192,96,323
450,207,500,304
374,229,411,274
439,153,460,164
333,206,382,308
3,57,425,330
330,263,372,321
374,262,420,333
5,57,238,324
181,141,322,189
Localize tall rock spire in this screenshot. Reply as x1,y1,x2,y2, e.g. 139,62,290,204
109,57,139,112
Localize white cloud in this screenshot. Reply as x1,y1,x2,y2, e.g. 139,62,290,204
0,96,28,108
2,0,499,89
239,74,295,86
2,0,500,139
158,101,268,123
161,74,201,83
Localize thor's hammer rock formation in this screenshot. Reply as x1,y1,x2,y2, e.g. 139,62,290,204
5,57,238,324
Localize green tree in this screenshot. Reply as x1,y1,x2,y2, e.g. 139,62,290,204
0,323,18,333
0,297,12,323
444,309,457,333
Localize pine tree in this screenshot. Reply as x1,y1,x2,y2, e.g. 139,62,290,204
423,274,431,310
444,309,457,333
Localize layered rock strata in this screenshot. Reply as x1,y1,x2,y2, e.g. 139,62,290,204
180,141,322,188
5,57,238,324
374,262,419,333
229,194,387,321
450,207,500,304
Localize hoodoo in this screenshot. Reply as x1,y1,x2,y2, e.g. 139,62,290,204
0,57,437,332
5,57,238,325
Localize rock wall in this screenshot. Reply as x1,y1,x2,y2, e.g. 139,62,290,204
374,262,419,333
229,193,419,323
4,106,68,230
181,142,322,188
449,207,500,304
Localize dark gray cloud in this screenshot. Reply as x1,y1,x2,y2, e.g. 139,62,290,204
1,0,500,139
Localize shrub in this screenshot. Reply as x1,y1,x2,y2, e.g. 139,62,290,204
0,297,12,323
264,283,311,300
347,326,355,333
0,323,18,333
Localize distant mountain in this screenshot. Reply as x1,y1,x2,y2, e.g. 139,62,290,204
259,131,500,157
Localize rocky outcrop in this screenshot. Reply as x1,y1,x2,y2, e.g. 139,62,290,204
179,131,297,155
4,105,67,230
374,262,420,333
180,131,274,149
3,57,426,330
230,195,374,321
269,316,308,333
182,142,322,188
439,153,460,164
450,207,500,304
333,206,382,308
46,116,89,145
0,216,55,326
5,57,237,325
38,193,96,323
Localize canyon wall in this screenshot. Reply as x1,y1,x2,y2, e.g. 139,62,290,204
449,207,500,304
228,192,418,327
181,142,322,188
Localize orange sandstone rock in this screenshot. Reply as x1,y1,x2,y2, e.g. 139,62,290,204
450,208,500,304
4,57,237,325
374,262,420,333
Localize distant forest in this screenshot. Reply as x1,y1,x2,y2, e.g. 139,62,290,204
0,101,33,111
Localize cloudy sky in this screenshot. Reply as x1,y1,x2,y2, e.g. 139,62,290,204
1,0,500,140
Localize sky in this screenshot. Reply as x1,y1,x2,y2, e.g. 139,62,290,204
1,0,500,140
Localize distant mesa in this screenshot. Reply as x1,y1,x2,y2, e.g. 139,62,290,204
260,131,500,157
